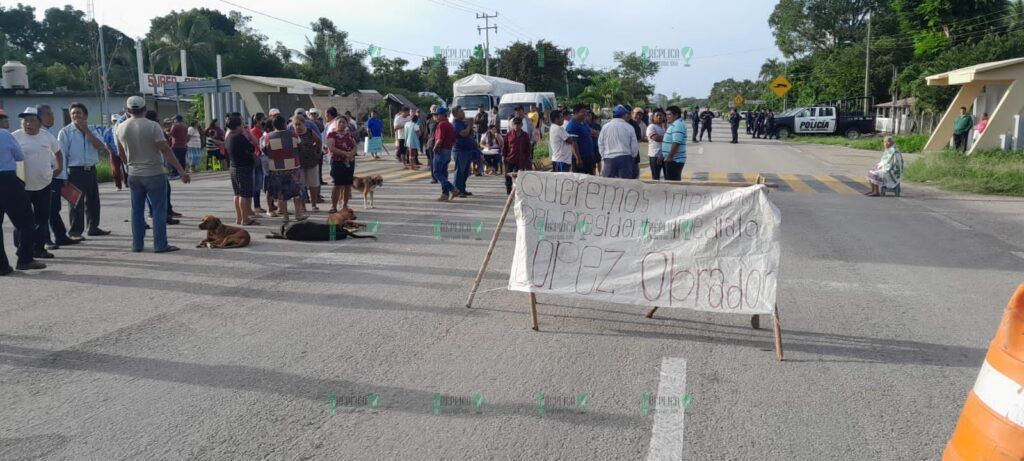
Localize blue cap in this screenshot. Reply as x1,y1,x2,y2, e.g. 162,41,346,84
612,105,629,117
436,106,449,115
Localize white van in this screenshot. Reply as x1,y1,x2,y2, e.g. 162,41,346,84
498,92,557,135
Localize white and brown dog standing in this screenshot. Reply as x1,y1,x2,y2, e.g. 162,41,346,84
352,175,383,209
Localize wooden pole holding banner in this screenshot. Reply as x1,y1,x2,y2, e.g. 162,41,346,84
466,188,517,309
465,172,785,360
529,293,539,331
773,308,784,361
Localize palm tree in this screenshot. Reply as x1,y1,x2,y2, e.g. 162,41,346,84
151,14,215,76
759,58,783,82
577,74,630,109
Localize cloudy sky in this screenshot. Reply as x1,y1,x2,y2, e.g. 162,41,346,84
23,0,785,97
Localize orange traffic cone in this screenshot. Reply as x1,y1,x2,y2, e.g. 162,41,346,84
943,284,1024,460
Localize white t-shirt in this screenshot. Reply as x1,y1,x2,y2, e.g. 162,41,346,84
12,129,58,191
646,124,665,157
187,126,202,148
393,114,411,140
548,123,573,164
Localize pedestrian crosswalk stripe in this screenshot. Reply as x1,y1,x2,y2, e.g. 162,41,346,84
829,174,870,194
795,174,838,193
348,160,875,195
759,173,793,192
392,170,436,183
777,174,816,193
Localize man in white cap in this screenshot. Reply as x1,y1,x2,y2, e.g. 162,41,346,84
0,109,45,273
12,106,62,260
115,96,191,253
597,104,639,179
308,108,325,133
268,108,281,118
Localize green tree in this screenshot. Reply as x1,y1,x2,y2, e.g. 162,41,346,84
891,0,1011,57
768,0,884,57
145,10,217,76
452,55,492,80
494,40,570,94
612,52,659,105
371,56,423,92
0,3,39,57
419,57,452,102
576,73,630,108
297,18,371,94
759,58,786,81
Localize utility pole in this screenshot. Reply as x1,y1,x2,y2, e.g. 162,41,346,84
88,0,109,122
864,12,872,114
783,62,789,112
476,12,498,76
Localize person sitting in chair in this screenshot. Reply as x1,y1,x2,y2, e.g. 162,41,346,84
866,136,903,197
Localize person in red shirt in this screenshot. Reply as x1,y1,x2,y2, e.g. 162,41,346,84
432,107,457,202
168,115,189,179
502,117,533,195
326,115,357,212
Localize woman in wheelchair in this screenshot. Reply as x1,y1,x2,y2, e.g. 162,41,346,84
866,136,903,197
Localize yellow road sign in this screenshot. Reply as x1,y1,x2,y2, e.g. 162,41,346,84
770,75,792,98
733,95,744,106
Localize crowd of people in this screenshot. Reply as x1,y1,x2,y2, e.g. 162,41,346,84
0,96,370,274
2,95,865,274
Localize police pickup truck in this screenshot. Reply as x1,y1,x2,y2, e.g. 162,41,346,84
773,104,875,140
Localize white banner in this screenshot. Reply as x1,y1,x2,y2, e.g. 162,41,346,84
508,172,781,314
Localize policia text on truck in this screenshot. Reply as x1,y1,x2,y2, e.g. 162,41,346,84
771,97,876,140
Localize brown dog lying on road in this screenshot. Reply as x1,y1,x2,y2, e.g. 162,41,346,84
352,175,383,209
198,215,251,248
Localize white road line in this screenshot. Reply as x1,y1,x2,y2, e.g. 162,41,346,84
698,147,704,155
1012,251,1024,261
929,212,971,230
646,357,687,461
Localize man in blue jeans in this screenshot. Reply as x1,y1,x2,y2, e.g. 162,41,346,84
0,121,46,274
114,96,191,253
432,107,457,201
451,106,476,198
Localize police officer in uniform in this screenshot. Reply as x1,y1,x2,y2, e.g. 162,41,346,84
766,111,777,139
690,106,700,142
698,108,714,142
728,108,741,143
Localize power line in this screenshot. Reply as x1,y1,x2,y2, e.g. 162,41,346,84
217,0,430,59
868,5,1018,44
446,0,538,41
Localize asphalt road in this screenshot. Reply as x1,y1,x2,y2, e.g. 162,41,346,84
2,131,1023,460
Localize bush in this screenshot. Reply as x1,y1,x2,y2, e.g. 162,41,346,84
786,133,929,153
904,149,1024,196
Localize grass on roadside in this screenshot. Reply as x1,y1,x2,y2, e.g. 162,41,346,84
904,149,1024,196
786,133,929,153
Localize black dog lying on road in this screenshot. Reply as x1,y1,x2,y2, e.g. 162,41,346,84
266,221,376,241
